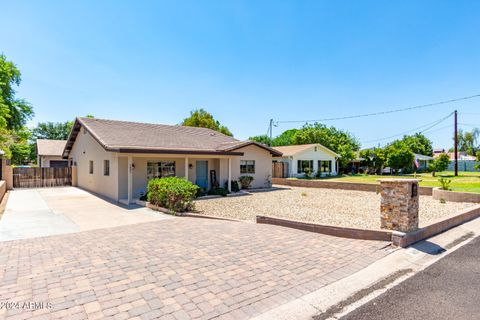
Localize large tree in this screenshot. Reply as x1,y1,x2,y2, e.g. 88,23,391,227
0,54,34,160
32,121,74,140
400,133,433,156
385,142,414,174
249,129,299,146
181,109,233,136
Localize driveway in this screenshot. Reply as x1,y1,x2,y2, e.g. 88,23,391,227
0,218,390,319
0,187,171,241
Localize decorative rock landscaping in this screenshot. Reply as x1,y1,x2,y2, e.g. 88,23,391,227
194,186,476,230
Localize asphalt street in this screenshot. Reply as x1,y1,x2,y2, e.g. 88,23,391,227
342,236,480,320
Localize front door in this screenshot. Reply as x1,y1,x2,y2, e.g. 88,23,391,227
196,160,208,190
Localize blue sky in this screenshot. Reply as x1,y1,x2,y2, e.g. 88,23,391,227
1,0,480,149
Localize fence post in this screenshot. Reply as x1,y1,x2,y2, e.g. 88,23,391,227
5,164,13,190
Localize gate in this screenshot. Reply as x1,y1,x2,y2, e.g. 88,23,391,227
13,167,72,188
272,162,289,178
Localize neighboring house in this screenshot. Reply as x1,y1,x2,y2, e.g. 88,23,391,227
62,117,282,204
36,139,69,168
271,144,340,177
413,153,434,170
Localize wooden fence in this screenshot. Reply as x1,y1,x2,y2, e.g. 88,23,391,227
13,167,72,188
272,162,289,178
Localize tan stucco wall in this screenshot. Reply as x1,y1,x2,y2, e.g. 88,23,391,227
119,157,221,199
231,145,273,188
69,127,119,200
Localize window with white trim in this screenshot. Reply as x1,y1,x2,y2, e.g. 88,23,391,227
318,160,332,173
240,160,255,174
297,160,314,174
147,161,176,180
104,160,110,176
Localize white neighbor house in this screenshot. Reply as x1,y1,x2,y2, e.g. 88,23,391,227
272,144,340,177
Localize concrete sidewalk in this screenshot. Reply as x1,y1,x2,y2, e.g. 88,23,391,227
0,189,79,241
0,187,171,241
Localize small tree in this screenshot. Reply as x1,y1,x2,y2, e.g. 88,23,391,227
430,153,450,177
385,145,414,174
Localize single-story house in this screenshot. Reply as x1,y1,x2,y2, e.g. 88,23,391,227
271,143,340,177
62,117,282,204
36,139,69,168
413,153,434,170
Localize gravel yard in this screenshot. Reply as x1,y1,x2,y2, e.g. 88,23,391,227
194,186,477,230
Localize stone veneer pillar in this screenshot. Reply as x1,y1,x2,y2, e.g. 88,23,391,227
379,179,420,233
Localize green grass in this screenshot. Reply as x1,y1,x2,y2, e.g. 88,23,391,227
306,171,480,193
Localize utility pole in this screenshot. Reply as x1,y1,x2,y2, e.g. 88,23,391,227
454,110,458,177
269,119,273,146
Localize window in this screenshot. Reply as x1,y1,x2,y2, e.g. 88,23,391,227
89,160,94,174
240,160,255,174
318,160,332,173
147,161,176,180
297,160,314,174
104,160,110,176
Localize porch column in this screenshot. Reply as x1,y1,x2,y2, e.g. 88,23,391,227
185,157,189,181
127,156,133,204
227,157,232,192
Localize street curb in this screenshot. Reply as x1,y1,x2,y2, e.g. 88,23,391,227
251,217,480,320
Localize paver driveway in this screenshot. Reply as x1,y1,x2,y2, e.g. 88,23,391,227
0,218,390,319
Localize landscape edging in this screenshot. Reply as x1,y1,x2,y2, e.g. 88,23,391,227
256,215,392,241
432,187,480,203
272,178,433,196
392,205,480,247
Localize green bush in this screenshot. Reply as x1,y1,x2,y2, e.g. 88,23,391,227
303,167,313,179
239,175,254,189
224,180,240,192
147,177,199,212
208,187,228,196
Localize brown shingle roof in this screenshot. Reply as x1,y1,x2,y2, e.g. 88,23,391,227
36,139,67,156
63,117,282,157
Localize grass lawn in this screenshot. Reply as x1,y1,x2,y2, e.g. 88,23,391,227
308,171,480,193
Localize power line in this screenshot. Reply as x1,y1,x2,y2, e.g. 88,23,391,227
359,112,454,145
458,123,479,127
274,94,480,124
422,124,453,135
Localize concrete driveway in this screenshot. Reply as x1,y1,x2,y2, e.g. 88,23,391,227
0,187,171,241
0,217,390,320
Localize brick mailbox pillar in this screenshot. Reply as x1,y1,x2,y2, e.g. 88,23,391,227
379,179,420,233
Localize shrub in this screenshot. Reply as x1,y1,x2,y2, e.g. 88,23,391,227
440,198,446,204
223,180,240,192
208,187,228,197
303,168,313,179
438,176,452,191
239,175,254,189
147,177,199,213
